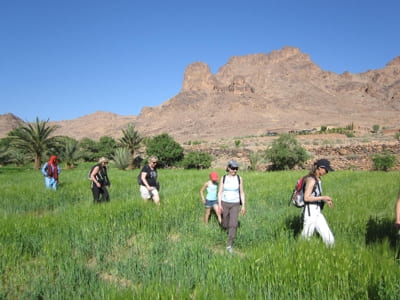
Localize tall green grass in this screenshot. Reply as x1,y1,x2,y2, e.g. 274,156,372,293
1,165,399,299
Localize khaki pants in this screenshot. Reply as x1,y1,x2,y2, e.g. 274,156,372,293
221,201,241,247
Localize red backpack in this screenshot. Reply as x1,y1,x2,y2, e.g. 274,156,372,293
289,175,318,208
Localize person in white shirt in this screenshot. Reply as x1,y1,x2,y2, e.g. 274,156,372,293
218,160,246,254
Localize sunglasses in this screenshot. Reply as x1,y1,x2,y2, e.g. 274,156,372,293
230,166,238,170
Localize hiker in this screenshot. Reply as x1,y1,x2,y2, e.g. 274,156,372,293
90,157,111,203
301,158,335,247
139,156,160,205
41,155,61,190
200,171,222,224
218,160,246,254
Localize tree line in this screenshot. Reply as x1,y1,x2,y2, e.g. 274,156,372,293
0,118,396,171
0,118,213,170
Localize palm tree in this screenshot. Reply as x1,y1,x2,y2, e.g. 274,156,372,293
62,137,80,169
9,117,59,169
119,123,143,169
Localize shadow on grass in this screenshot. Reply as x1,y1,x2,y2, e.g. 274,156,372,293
365,216,399,250
365,216,400,261
285,215,303,238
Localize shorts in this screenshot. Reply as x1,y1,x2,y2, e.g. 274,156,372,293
140,185,159,199
205,199,218,208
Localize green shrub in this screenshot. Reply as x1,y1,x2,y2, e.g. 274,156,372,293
234,140,241,148
395,132,400,141
372,124,380,133
265,134,309,170
145,133,184,167
182,151,212,169
371,152,397,171
112,147,130,170
78,137,99,162
249,151,261,171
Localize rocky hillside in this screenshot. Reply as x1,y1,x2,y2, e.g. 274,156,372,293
1,46,399,143
135,47,400,142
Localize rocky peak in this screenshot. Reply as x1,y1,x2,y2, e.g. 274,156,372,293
386,56,400,67
0,113,24,136
181,62,220,92
267,46,309,62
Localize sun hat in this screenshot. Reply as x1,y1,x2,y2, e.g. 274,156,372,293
315,159,334,172
227,160,239,168
210,171,219,181
98,157,109,163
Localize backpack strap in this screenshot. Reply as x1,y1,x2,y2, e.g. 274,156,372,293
303,175,320,216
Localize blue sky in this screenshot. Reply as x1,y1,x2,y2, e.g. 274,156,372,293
1,0,399,122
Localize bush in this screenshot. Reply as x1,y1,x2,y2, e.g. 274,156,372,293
97,136,117,158
234,140,241,148
145,133,184,167
182,151,212,169
78,138,99,162
113,148,130,170
395,132,400,141
372,124,380,133
265,134,309,170
249,151,262,171
371,152,397,171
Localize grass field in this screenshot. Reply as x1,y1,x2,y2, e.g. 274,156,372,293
1,164,399,299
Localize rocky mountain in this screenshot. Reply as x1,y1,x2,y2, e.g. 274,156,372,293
135,47,400,142
0,113,24,137
1,46,399,142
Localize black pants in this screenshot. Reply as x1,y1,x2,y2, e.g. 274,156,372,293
91,184,110,203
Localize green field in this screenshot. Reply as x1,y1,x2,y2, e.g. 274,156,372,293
1,165,399,299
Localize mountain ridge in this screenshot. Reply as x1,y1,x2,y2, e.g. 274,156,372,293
1,46,399,142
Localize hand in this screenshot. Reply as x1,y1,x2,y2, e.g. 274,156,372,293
325,196,333,208
240,206,246,215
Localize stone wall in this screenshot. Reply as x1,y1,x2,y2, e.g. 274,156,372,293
306,143,400,170
185,142,400,171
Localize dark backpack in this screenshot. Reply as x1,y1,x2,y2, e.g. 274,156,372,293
88,164,99,180
222,174,242,205
88,165,96,180
89,164,110,186
289,175,318,208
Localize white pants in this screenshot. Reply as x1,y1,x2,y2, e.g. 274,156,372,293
301,204,334,247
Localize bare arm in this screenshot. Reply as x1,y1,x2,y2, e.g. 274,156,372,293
239,176,246,215
200,181,208,203
141,172,152,190
303,177,333,207
90,166,101,188
218,178,224,211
